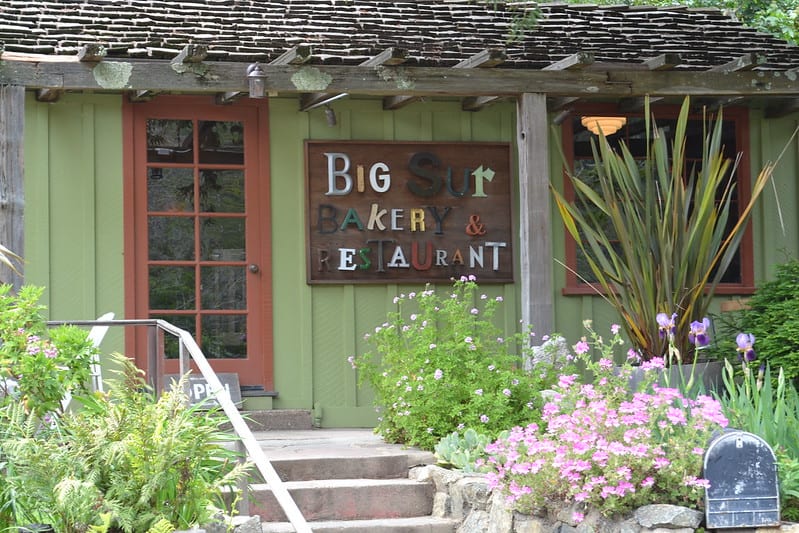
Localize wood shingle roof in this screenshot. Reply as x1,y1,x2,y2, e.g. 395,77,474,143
1,1,799,70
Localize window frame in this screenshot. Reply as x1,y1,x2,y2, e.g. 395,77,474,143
559,103,755,296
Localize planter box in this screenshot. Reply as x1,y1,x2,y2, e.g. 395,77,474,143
626,361,724,393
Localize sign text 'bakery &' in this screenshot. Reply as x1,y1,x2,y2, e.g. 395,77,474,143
305,141,513,284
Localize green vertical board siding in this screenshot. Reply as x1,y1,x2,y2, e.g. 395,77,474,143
23,93,125,356
24,92,798,429
269,97,521,427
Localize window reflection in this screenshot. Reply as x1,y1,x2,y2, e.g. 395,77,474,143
199,170,244,213
202,314,246,359
148,168,195,212
201,217,245,261
149,266,196,310
201,266,246,310
147,119,193,163
199,121,244,165
148,216,195,260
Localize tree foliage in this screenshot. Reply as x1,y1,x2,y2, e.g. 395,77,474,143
563,0,799,44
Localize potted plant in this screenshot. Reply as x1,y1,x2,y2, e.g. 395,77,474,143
551,96,780,367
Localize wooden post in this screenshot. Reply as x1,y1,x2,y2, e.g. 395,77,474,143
0,85,24,290
516,93,553,340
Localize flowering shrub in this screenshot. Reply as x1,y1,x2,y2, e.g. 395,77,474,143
0,285,97,417
351,277,569,450
485,321,729,518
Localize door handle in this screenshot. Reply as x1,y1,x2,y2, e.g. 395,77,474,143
248,264,260,273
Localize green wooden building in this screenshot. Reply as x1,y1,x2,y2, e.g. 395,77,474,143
1,1,798,427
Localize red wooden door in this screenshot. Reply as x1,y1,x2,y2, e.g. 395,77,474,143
124,96,273,390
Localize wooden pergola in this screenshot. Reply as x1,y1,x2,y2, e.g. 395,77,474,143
3,27,799,334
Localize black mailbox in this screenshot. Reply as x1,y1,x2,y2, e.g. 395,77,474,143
704,430,780,529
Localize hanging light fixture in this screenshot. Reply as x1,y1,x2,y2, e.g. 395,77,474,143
581,116,627,136
246,63,267,99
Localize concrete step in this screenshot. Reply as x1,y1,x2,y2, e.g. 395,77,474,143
261,516,459,532
241,410,313,431
249,478,435,522
259,454,410,482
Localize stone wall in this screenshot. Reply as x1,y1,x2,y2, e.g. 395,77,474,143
409,465,798,533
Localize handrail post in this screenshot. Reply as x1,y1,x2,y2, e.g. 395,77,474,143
147,324,160,393
179,337,188,378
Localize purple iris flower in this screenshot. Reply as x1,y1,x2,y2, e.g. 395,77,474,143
656,312,677,339
736,332,756,362
688,317,711,347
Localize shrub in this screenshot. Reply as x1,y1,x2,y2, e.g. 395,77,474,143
0,353,250,532
485,323,729,519
0,284,98,417
732,258,799,381
352,277,570,450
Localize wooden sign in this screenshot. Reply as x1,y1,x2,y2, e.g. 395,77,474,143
305,141,514,284
164,372,242,408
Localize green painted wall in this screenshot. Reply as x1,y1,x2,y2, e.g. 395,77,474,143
24,92,126,362
267,97,520,426
21,92,799,427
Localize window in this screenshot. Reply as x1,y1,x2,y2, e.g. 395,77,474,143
560,104,754,295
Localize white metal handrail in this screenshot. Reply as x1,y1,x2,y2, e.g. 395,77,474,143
49,318,312,533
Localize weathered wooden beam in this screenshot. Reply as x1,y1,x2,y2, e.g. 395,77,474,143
77,43,106,62
542,52,594,71
708,53,764,72
618,96,664,112
360,47,407,67
172,44,208,65
270,44,313,65
301,47,407,111
4,58,799,98
215,91,245,105
642,53,682,71
388,48,505,111
128,90,158,102
462,95,503,111
35,88,62,102
298,92,346,111
551,108,572,125
547,96,580,112
517,93,552,345
456,48,506,69
698,95,746,112
0,85,25,289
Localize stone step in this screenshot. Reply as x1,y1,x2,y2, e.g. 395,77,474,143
261,516,459,532
249,478,435,522
257,454,411,482
241,410,313,431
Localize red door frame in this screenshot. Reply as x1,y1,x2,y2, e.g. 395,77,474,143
122,95,273,389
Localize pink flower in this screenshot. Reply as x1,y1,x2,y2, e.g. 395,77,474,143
573,340,590,355
558,374,578,389
611,324,621,335
572,511,585,524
